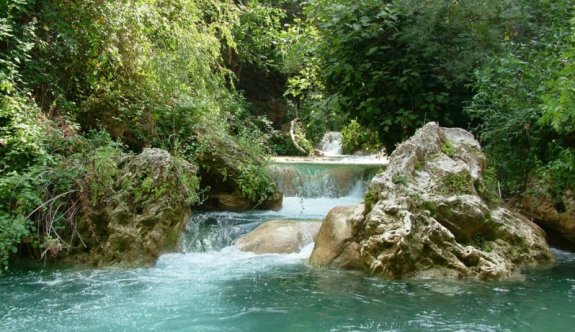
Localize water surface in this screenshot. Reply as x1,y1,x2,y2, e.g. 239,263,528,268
2,248,574,331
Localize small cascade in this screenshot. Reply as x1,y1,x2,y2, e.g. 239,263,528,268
319,131,343,156
181,212,261,252
182,158,385,253
267,163,378,198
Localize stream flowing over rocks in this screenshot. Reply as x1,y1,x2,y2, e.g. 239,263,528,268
310,122,554,280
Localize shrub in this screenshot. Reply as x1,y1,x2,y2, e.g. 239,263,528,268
237,164,277,204
0,95,50,175
342,120,382,154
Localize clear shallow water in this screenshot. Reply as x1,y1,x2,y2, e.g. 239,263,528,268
2,163,575,331
2,248,575,331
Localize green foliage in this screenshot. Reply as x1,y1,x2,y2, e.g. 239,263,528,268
119,154,200,209
0,94,50,175
0,214,28,268
440,172,473,196
86,145,123,207
341,120,382,154
16,0,242,151
441,141,456,158
363,186,380,213
234,0,286,72
541,17,575,135
237,164,277,204
284,0,522,151
536,145,575,198
467,53,544,194
0,127,128,269
0,0,36,92
172,157,201,206
466,0,575,197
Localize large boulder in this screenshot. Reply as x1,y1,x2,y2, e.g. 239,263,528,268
72,148,197,267
235,220,321,254
310,122,553,280
309,205,364,269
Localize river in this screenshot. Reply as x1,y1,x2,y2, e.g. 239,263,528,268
1,159,574,331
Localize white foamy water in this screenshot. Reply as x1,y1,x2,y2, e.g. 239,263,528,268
319,131,343,156
158,242,315,276
267,162,378,198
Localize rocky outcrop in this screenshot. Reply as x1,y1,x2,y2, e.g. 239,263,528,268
203,191,283,212
72,148,197,267
193,125,282,211
235,220,321,254
515,189,575,246
310,122,553,280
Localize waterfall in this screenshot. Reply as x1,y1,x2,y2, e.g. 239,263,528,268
319,131,343,156
180,212,260,252
266,163,378,198
182,158,385,252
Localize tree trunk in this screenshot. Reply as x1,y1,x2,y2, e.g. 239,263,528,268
289,118,308,155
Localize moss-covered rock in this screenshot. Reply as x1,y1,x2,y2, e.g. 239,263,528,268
310,122,553,280
69,148,198,267
193,125,281,211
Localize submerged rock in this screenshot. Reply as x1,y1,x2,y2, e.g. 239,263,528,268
310,122,553,280
73,148,197,267
235,220,321,254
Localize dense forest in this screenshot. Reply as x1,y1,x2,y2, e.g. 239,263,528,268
1,0,574,269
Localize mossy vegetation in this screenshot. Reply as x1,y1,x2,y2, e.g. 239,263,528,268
363,187,380,213
441,141,456,158
439,172,473,196
392,175,408,186
475,166,502,206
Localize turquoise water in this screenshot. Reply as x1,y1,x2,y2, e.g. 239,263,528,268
2,247,575,331
2,163,575,331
